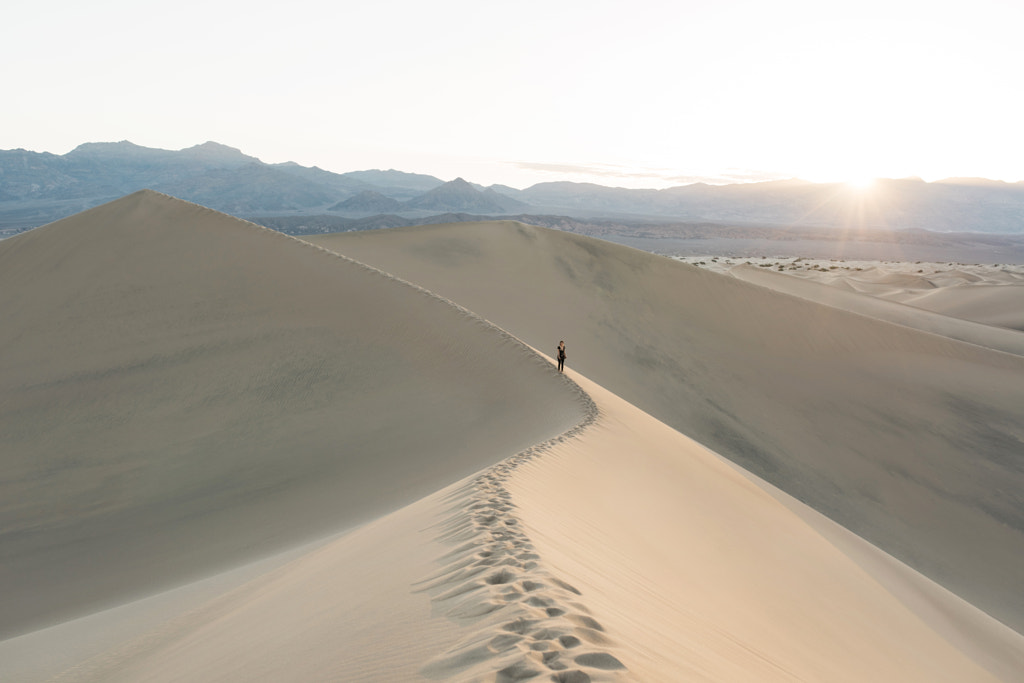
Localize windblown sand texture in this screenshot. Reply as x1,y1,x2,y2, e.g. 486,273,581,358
2,197,1023,681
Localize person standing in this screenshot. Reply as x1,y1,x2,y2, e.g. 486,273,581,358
557,340,566,373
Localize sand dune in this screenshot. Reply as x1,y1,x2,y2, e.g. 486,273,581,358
310,222,1024,634
4,202,1024,681
510,371,1024,682
817,263,1024,330
727,263,1024,356
0,193,585,641
902,284,1024,330
689,255,1024,333
11,365,1023,682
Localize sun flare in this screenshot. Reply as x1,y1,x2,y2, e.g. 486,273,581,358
845,176,876,191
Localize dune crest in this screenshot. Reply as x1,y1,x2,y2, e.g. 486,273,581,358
411,387,628,682
0,193,585,641
509,370,1024,682
18,366,1023,682
5,200,1024,681
311,221,1024,634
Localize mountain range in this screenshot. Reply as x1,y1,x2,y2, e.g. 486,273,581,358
2,140,1023,236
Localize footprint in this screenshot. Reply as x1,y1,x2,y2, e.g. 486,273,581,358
551,578,582,595
575,629,612,646
496,661,542,682
531,627,567,641
485,568,519,585
568,615,604,631
415,390,621,682
558,635,581,649
542,651,564,668
574,653,625,670
502,617,538,634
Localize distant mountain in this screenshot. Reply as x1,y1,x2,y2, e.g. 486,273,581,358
330,190,405,213
488,184,525,199
68,140,256,167
271,162,373,195
339,169,445,199
480,187,532,212
934,177,1014,187
0,143,450,229
0,141,329,210
519,178,1024,233
405,178,530,213
327,180,531,215
2,141,1023,234
1,143,546,232
519,182,661,214
161,164,340,213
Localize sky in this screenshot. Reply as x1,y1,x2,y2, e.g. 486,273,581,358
3,0,1023,189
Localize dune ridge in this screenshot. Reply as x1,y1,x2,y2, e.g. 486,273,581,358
0,192,585,640
310,221,1024,634
508,370,1024,682
411,380,628,682
24,363,1024,682
5,198,1024,681
19,369,620,683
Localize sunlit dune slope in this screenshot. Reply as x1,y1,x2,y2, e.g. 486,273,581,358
0,194,586,640
901,284,1024,331
728,263,1024,355
729,259,1024,335
25,368,1024,683
311,221,1024,633
509,371,1024,682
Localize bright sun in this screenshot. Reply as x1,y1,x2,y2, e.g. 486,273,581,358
845,176,876,191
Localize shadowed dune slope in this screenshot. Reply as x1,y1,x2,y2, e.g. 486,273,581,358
0,194,585,640
311,221,1024,633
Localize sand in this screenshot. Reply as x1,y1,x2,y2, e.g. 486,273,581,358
2,200,1023,681
680,255,1024,335
510,371,1024,682
11,361,1022,683
720,261,1024,356
310,222,1024,635
0,193,584,641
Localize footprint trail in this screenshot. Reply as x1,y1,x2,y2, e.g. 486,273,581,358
415,378,630,682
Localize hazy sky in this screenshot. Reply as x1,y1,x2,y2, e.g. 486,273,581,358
4,0,1023,189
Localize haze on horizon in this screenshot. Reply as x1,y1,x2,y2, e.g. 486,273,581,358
4,0,1023,190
